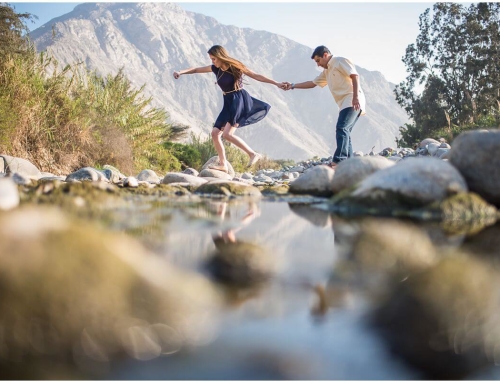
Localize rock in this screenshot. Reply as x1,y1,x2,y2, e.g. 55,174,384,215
252,175,273,183
0,177,20,210
103,164,126,180
0,206,221,377
66,167,108,182
162,172,208,187
38,176,66,182
232,177,254,184
353,151,364,157
195,180,262,196
350,157,468,207
289,166,305,173
288,204,331,228
346,218,437,277
207,239,275,286
102,168,121,183
11,172,34,186
371,255,500,379
136,169,160,184
123,176,139,188
448,129,500,207
289,165,335,197
434,148,449,159
201,156,235,178
387,155,402,162
331,156,395,194
259,184,289,195
199,169,232,180
241,172,253,180
0,155,41,177
182,168,199,176
426,143,440,156
418,138,440,149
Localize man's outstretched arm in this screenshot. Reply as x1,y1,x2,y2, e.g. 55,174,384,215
282,81,317,90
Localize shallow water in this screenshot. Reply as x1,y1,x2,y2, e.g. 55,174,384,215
90,195,500,379
3,191,500,379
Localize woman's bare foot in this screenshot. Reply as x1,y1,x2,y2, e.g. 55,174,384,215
208,160,229,173
247,153,262,168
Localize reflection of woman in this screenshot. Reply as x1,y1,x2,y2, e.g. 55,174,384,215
212,201,260,244
207,201,276,287
173,45,285,173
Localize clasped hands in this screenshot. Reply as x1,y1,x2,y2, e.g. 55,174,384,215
277,82,293,91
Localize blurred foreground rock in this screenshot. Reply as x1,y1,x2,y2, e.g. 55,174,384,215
0,206,221,379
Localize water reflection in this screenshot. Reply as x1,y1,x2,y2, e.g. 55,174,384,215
3,194,500,379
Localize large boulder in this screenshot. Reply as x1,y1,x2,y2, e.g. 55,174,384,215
331,156,395,193
201,156,235,178
350,157,468,207
0,155,41,178
372,255,500,379
448,129,500,207
289,165,335,197
0,206,221,378
162,172,208,188
136,169,160,184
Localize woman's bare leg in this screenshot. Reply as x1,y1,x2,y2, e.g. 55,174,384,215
222,125,256,158
211,127,226,164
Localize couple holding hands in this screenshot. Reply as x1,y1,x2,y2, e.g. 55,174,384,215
173,45,365,173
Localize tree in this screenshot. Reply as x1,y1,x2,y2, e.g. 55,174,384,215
0,3,36,57
395,2,500,147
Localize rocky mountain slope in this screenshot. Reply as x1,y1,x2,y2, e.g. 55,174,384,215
30,2,408,161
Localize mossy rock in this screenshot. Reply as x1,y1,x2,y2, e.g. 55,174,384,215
328,189,498,234
207,240,275,286
195,180,261,196
371,255,500,379
0,206,220,379
122,183,191,197
259,184,289,196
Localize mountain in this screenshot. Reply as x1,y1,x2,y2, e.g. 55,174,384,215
30,2,408,161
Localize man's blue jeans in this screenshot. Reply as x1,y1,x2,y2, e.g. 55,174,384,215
333,107,362,164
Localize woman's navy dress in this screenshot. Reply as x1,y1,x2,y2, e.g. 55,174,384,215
212,65,270,129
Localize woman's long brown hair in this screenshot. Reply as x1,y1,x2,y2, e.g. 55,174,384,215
208,45,247,89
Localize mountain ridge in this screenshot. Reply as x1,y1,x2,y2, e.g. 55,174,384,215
30,2,408,161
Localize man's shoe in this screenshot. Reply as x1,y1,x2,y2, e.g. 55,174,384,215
247,153,262,168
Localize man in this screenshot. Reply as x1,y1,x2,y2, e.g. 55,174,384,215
283,46,366,169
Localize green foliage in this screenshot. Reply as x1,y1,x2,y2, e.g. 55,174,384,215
0,3,182,175
395,2,500,147
164,141,202,169
0,3,36,57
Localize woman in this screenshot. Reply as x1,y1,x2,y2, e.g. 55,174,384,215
173,45,284,172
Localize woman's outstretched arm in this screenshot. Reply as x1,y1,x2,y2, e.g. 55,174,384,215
243,68,284,88
173,65,212,79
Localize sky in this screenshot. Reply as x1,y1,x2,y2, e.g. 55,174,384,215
10,1,443,84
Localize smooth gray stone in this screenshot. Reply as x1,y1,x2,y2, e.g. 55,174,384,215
137,169,160,184
162,172,208,187
332,156,395,194
449,129,500,206
65,167,107,182
352,157,468,205
0,155,41,177
0,177,20,210
289,165,335,197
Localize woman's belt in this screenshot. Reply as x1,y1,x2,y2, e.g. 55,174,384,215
222,89,242,96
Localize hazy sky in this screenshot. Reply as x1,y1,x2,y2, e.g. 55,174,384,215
11,1,440,84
